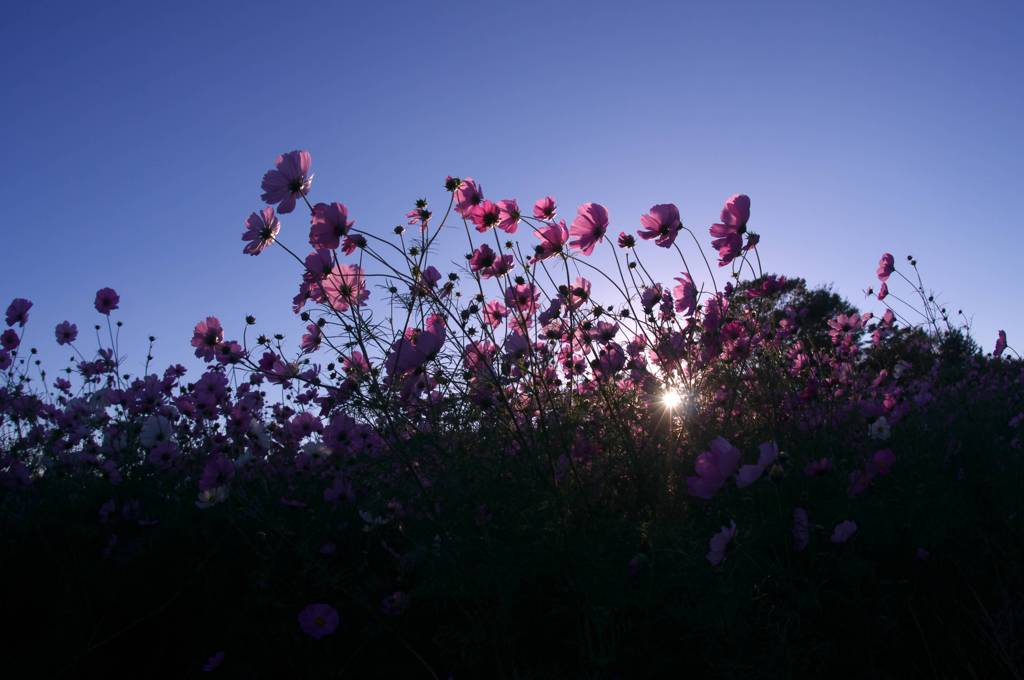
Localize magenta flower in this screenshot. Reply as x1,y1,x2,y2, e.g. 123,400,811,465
496,199,521,234
469,200,501,232
876,253,895,282
709,194,750,267
469,244,513,279
322,264,369,311
531,220,569,263
241,207,280,256
877,281,889,300
831,520,858,544
672,273,698,316
309,202,354,250
6,298,32,327
191,317,224,362
706,520,737,566
201,651,225,673
94,288,120,316
638,203,682,248
300,323,322,354
260,150,312,214
736,440,779,488
569,203,609,256
687,436,742,499
991,329,1007,358
533,196,556,220
199,454,234,492
298,603,339,640
341,233,367,255
793,508,809,552
482,300,508,328
504,283,541,317
872,448,895,475
617,231,636,248
0,329,18,351
453,177,483,217
0,351,10,371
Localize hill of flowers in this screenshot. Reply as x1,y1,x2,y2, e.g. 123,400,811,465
2,150,1022,678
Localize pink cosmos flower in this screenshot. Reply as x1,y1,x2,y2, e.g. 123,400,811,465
322,264,370,312
531,220,569,262
736,440,779,488
5,298,32,327
94,288,120,316
804,457,832,476
672,273,698,316
469,199,501,232
55,321,78,345
241,207,280,255
994,330,1007,357
831,520,858,544
260,150,312,214
309,202,354,250
300,323,322,354
533,196,556,220
0,329,18,351
504,283,540,317
872,448,895,475
709,194,750,266
0,351,10,371
202,651,225,673
687,436,742,499
215,341,244,364
297,603,339,640
876,253,895,282
191,317,224,362
564,276,592,310
617,231,636,248
482,300,508,328
569,203,609,256
876,281,889,300
469,244,514,279
341,233,366,255
199,454,234,492
496,199,521,233
638,203,682,248
706,521,737,566
793,508,809,552
453,177,483,217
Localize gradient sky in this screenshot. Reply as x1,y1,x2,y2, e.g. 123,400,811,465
2,0,1021,376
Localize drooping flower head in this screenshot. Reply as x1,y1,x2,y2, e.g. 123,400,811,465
242,207,280,255
994,330,1007,358
709,194,750,267
6,298,32,327
876,253,895,282
533,196,556,220
496,199,521,234
706,521,737,566
638,203,682,248
569,202,609,256
0,329,18,351
297,603,339,640
260,150,313,214
94,288,120,316
309,202,353,250
831,520,858,544
453,177,483,217
672,273,698,316
531,220,569,263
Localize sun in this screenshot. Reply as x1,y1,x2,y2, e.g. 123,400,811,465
662,389,684,409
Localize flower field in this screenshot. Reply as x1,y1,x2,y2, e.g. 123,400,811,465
2,150,1022,678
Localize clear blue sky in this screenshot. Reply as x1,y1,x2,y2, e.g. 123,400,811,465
2,0,1021,374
